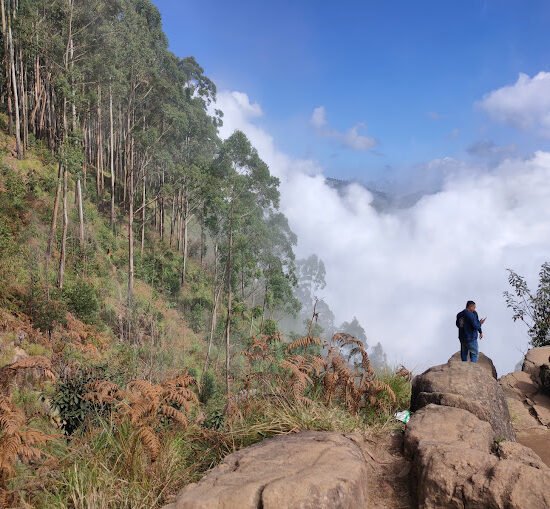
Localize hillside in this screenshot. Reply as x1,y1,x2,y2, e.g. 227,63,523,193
0,1,409,506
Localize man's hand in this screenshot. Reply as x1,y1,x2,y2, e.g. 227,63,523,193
480,317,487,325
480,332,484,339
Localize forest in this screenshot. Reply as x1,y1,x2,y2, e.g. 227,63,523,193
0,1,407,507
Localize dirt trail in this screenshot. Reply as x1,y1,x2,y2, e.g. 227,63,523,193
358,431,413,509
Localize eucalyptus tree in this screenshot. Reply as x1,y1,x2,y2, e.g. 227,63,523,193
212,131,280,396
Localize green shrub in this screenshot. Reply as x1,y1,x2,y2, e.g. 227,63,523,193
63,280,99,324
24,283,67,335
0,217,14,255
52,367,107,435
1,164,26,211
199,371,217,404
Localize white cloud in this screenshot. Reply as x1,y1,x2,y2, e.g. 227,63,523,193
342,124,376,150
467,140,517,159
310,106,327,128
216,90,550,376
309,105,376,151
479,71,550,136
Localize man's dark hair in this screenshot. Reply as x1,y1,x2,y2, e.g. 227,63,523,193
466,300,476,308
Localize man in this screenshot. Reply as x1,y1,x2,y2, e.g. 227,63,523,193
456,301,486,363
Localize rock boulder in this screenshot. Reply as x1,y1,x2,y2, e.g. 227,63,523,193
522,346,550,385
406,352,550,508
163,432,369,509
411,355,515,440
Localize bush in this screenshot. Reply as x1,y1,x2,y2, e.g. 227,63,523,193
52,368,106,435
199,371,217,404
0,218,14,255
63,280,99,324
24,283,67,335
1,164,26,212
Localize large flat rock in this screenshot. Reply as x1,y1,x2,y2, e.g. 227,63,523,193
411,356,515,440
164,432,369,509
404,404,494,458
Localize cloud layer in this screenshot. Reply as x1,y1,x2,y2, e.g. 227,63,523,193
310,105,376,151
479,71,550,136
216,90,550,376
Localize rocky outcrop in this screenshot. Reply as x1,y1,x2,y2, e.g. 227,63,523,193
406,351,550,509
522,346,550,386
164,432,369,509
411,353,515,440
501,346,550,469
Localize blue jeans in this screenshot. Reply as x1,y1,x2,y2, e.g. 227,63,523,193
460,340,478,362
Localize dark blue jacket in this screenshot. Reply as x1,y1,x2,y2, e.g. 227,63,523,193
456,309,482,342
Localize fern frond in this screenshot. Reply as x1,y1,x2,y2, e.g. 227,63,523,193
136,426,160,461
160,404,188,427
286,336,321,352
332,332,363,348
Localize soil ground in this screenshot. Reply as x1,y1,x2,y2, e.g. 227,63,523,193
357,430,413,509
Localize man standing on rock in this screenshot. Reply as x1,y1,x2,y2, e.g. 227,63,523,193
456,301,486,362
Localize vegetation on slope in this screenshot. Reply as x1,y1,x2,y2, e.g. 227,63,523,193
0,1,411,506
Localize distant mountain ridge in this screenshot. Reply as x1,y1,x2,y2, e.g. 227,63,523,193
324,177,425,211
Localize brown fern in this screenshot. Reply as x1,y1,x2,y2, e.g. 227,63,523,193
396,365,412,381
286,335,322,353
83,370,198,461
0,395,52,489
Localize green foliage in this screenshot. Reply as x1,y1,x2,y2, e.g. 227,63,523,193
199,371,217,404
136,247,181,296
63,280,99,324
504,263,550,347
262,319,278,336
52,368,105,435
203,408,224,430
24,283,67,334
1,164,26,212
0,217,14,255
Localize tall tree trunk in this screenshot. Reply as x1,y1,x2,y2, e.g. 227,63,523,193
203,243,219,375
57,166,68,289
224,223,233,399
128,164,135,309
160,167,165,240
19,48,28,150
77,177,84,246
96,84,103,196
45,161,62,283
140,174,145,257
6,6,22,158
109,85,115,227
169,194,176,247
1,0,13,135
181,195,189,285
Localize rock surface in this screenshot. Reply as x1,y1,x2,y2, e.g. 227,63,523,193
502,353,550,470
406,351,550,509
164,432,369,509
522,346,550,384
449,350,498,378
411,353,515,440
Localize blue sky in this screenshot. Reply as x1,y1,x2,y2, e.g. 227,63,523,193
153,0,550,183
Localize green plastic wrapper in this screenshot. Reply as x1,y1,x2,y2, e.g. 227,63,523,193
394,409,411,424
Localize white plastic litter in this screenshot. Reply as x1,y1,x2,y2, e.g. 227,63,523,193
394,410,411,424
